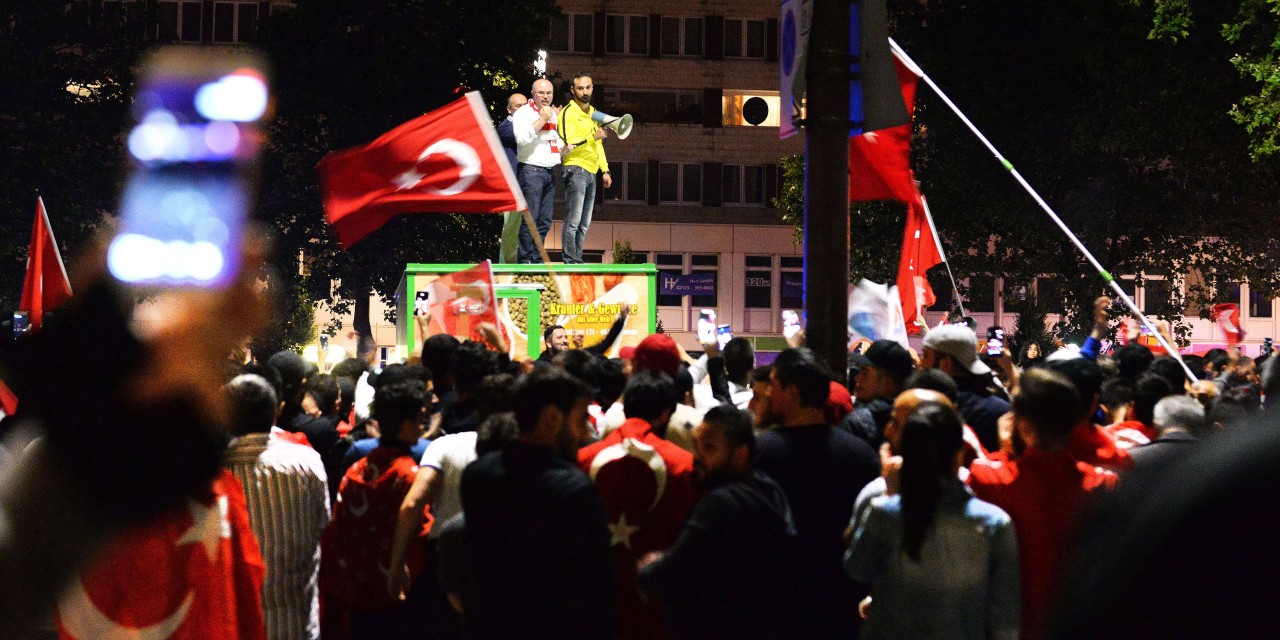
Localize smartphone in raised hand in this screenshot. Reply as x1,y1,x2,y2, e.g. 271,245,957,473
697,309,716,344
716,324,733,350
108,47,269,289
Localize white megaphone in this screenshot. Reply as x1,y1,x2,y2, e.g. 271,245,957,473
590,110,634,139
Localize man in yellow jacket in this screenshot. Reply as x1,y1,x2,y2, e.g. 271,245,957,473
558,73,612,264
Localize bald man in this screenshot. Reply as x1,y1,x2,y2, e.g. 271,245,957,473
846,389,956,537
496,92,527,263
512,78,563,263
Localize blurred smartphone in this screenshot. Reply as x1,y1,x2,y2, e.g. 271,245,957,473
782,310,800,339
319,334,329,349
986,327,1004,356
415,290,431,315
108,47,269,289
716,324,732,349
697,309,716,344
12,312,30,336
1264,337,1274,355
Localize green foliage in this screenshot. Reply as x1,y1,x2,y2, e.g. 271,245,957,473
612,239,636,264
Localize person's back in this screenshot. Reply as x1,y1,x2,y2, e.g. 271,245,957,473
223,374,330,640
460,368,613,639
968,369,1115,638
463,442,612,638
752,348,880,636
846,404,1019,640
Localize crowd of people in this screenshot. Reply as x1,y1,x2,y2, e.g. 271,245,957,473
6,284,1280,640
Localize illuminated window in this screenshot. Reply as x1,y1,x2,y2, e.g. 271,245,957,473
722,90,781,127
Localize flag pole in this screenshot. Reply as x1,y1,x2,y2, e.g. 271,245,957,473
890,39,1195,383
918,195,966,317
519,208,557,268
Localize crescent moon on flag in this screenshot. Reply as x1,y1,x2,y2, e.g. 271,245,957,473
589,437,668,512
420,139,482,196
58,578,194,640
347,488,370,517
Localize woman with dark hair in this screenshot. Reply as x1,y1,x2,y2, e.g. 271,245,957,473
1018,341,1044,369
844,403,1021,640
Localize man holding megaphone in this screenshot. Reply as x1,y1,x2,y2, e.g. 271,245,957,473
558,72,614,264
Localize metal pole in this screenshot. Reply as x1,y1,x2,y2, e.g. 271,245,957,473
803,0,852,384
889,39,1196,383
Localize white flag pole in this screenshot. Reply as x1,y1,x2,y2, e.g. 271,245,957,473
890,38,1195,383
918,195,966,318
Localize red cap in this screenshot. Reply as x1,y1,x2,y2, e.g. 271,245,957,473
619,345,637,360
824,381,853,425
633,334,681,377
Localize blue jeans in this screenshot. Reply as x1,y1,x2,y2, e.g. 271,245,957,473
561,166,596,264
517,163,555,263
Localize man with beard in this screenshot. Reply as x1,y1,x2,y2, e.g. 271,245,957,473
637,405,800,639
460,368,612,639
557,72,612,264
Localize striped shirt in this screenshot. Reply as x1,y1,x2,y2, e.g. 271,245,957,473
225,428,330,640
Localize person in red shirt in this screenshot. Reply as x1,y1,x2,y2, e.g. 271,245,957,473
1103,374,1175,449
1044,356,1135,472
969,368,1117,639
578,369,695,640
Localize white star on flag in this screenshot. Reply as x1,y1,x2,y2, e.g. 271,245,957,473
394,168,426,191
176,495,230,563
608,513,640,550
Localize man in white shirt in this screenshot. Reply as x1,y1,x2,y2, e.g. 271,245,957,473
512,78,563,264
223,374,331,640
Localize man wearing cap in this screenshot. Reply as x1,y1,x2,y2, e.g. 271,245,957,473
921,325,1011,453
841,339,916,447
601,334,704,453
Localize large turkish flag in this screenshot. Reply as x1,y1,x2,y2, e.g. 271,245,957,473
57,470,266,640
317,91,527,248
19,197,72,330
849,48,922,203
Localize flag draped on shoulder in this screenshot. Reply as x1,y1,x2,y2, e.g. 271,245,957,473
57,470,266,640
19,197,72,330
317,92,527,248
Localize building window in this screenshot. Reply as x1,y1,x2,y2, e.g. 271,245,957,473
1143,279,1181,316
719,165,765,206
604,162,648,203
212,2,258,43
781,257,803,310
658,162,701,204
966,276,996,313
158,1,203,42
550,14,569,51
660,17,704,56
1249,287,1274,318
573,14,594,52
722,90,781,127
724,18,767,58
744,256,773,309
606,15,648,55
691,254,719,308
604,89,701,125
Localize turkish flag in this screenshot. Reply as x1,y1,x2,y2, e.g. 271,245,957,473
57,470,266,640
416,261,504,345
896,195,945,332
317,91,527,248
1213,303,1245,346
0,379,16,416
19,197,73,330
849,48,922,203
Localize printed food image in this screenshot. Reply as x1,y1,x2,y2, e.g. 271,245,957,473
570,274,596,304
507,272,564,335
604,273,624,291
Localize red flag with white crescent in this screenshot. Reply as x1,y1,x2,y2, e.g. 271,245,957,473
57,470,265,640
1212,303,1245,346
19,197,73,330
317,92,527,248
895,194,945,333
416,261,504,345
849,48,922,203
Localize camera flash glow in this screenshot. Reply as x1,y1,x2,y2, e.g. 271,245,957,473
195,73,268,122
